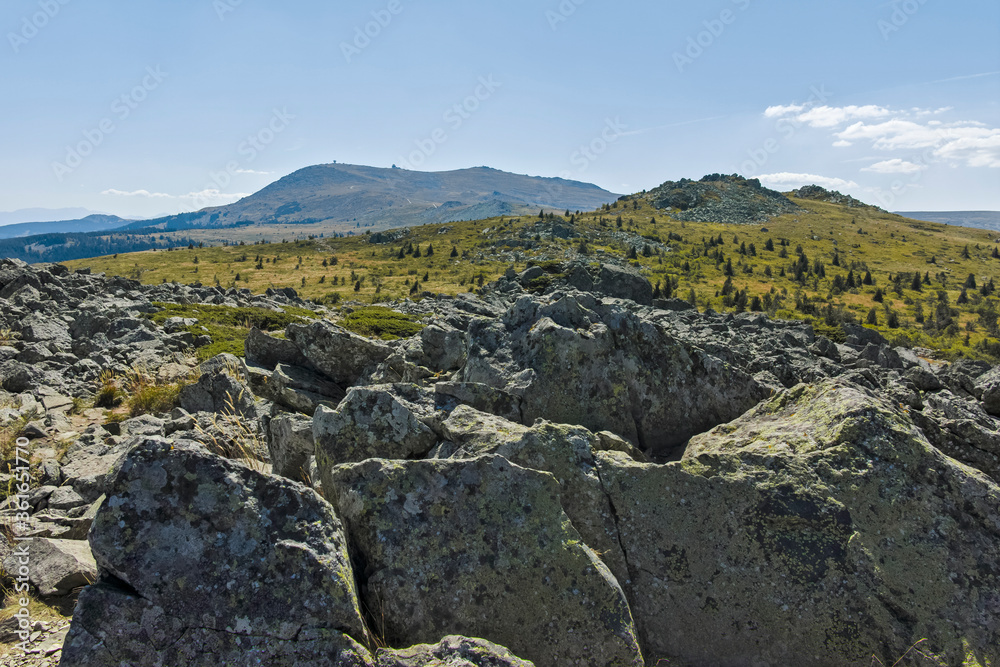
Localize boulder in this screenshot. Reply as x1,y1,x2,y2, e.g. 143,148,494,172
328,455,643,667
178,354,257,418
245,327,312,370
460,293,769,457
268,412,315,481
597,379,1000,665
376,636,534,667
441,406,630,583
314,387,438,468
434,382,522,423
286,320,393,387
1,538,96,597
64,437,370,665
266,362,346,415
415,323,467,371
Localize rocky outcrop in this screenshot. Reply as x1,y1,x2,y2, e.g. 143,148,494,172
459,292,770,456
3,258,1000,667
598,379,1000,665
328,455,644,667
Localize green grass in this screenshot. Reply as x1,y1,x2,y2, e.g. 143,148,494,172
147,303,314,361
339,306,425,340
64,197,1000,363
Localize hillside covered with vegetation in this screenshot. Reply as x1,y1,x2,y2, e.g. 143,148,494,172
65,179,1000,362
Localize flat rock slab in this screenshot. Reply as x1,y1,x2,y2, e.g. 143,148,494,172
329,455,643,667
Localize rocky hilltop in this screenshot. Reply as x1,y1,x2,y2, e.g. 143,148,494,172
0,258,998,666
625,174,804,224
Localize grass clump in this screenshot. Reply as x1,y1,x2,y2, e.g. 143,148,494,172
339,306,425,340
147,303,313,361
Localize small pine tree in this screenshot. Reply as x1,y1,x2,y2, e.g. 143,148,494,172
426,244,434,257
450,246,458,258
866,308,878,325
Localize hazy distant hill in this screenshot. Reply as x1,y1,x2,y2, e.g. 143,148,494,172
0,214,129,240
897,211,1000,233
124,164,620,234
0,207,103,226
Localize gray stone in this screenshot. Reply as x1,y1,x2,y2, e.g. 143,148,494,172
245,327,312,370
266,363,346,415
47,486,87,511
268,412,315,481
314,387,438,467
72,437,369,662
329,455,643,667
286,319,393,387
598,379,1000,665
1,538,96,597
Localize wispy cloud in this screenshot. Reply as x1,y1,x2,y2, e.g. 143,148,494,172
102,188,251,202
758,172,859,191
233,168,273,175
861,159,928,174
101,188,173,198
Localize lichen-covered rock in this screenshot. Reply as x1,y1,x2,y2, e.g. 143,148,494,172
441,405,631,585
460,293,769,456
67,437,369,663
434,381,522,423
328,455,643,667
178,354,258,417
598,380,1000,666
314,387,438,468
245,326,313,371
286,319,393,387
269,412,315,480
62,582,374,667
376,636,535,667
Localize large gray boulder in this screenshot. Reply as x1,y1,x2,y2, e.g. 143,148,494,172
460,293,769,456
597,379,1000,666
62,437,370,665
314,386,438,468
328,455,644,667
441,405,631,585
286,320,393,387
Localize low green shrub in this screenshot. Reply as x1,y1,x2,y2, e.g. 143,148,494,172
339,307,425,340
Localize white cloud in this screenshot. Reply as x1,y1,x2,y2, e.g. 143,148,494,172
101,189,172,198
832,140,852,148
794,105,891,128
764,104,891,128
234,169,272,175
758,172,859,191
861,159,928,174
836,119,1000,167
764,104,805,118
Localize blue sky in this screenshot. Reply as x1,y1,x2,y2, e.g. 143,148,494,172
2,0,998,220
